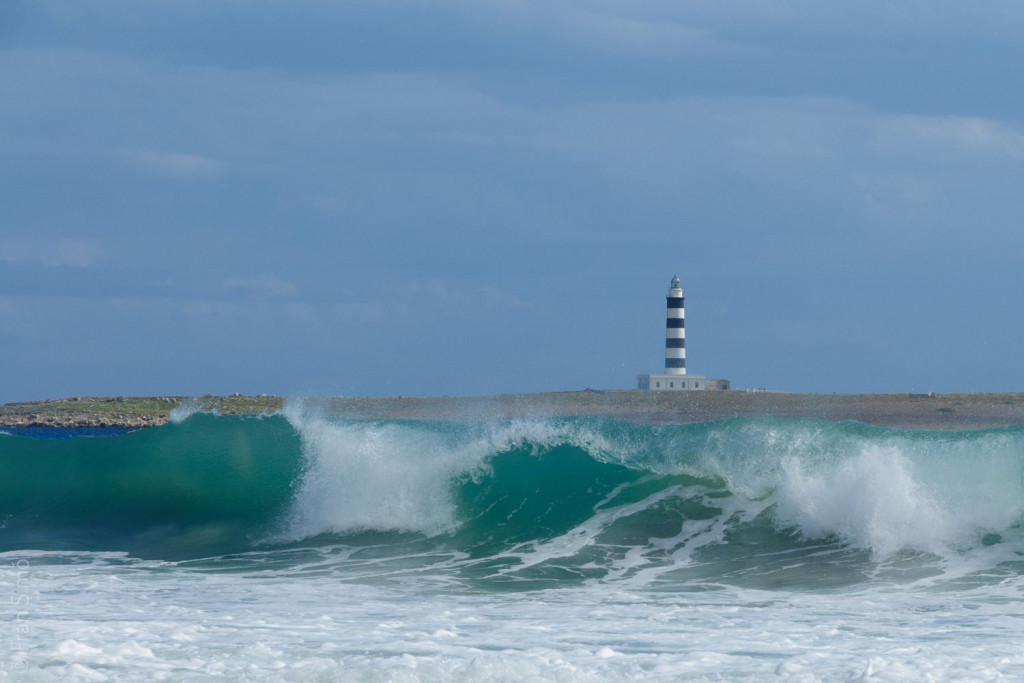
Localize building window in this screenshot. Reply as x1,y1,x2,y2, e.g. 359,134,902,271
695,382,700,388
669,382,674,388
656,382,660,388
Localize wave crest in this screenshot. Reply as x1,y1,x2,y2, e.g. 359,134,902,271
6,409,1024,580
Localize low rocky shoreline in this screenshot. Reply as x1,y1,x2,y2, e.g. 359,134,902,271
0,395,282,430
2,391,1024,430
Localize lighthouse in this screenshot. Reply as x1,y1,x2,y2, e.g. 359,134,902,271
637,275,705,391
664,275,685,375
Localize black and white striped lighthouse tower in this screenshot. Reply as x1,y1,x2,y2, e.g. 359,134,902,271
637,275,704,391
664,275,685,375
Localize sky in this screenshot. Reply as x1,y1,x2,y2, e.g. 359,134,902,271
2,1,1024,402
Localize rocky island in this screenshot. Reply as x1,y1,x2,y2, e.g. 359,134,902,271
2,391,1024,431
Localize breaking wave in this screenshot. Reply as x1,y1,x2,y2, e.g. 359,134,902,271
3,406,1024,588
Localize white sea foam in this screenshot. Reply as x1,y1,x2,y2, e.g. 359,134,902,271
8,418,1024,681
7,549,1024,682
278,401,629,541
771,436,1024,558
671,420,1024,561
775,445,949,556
281,404,462,538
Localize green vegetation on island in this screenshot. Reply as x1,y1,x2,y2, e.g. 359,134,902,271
0,395,283,429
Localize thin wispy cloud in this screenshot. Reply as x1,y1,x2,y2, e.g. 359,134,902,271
876,115,1024,161
116,147,224,179
221,274,299,300
0,237,99,268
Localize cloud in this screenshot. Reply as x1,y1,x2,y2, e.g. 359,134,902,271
220,273,298,299
117,147,224,179
485,3,717,60
48,238,97,267
874,115,1024,161
0,237,98,267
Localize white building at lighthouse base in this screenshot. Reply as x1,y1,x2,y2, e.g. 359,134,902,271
637,373,706,391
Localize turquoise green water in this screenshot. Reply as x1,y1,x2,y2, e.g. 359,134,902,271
4,413,1024,588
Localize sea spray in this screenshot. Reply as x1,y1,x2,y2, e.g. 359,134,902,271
774,445,948,557
281,405,468,538
278,399,629,541
168,398,203,423
771,432,1024,558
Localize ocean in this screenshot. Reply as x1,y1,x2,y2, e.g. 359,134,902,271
3,403,1024,680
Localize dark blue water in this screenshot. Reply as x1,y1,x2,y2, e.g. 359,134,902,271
0,426,138,439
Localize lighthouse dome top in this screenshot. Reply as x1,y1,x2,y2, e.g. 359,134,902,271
668,275,683,296
670,275,680,289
